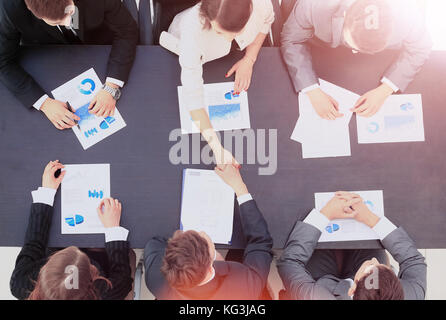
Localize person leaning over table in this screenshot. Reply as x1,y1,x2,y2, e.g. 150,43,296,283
277,191,427,300
0,0,138,130
160,0,274,167
143,164,274,300
9,160,135,300
281,0,432,120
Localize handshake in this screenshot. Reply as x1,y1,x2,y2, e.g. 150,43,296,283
320,191,381,228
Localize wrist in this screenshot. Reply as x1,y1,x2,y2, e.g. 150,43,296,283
320,207,334,220
379,83,394,96
105,82,119,89
234,183,249,197
243,55,256,66
40,97,52,112
363,211,380,228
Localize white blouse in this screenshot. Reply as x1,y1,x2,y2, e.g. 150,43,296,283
164,0,274,111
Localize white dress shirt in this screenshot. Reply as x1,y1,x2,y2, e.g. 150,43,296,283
164,1,274,111
31,187,129,242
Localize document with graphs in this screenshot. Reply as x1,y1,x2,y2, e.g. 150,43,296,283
180,169,235,244
52,68,126,150
61,164,110,234
178,82,251,134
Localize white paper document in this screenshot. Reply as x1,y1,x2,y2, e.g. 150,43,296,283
291,79,360,158
180,169,235,244
356,94,424,144
178,82,251,134
52,68,126,150
314,190,385,242
61,164,110,234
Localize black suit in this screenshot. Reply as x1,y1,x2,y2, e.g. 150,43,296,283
9,203,133,300
144,199,274,300
0,0,138,108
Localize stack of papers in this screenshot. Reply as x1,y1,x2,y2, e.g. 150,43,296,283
180,169,235,244
61,164,110,234
291,79,359,158
314,190,385,242
178,82,251,134
52,68,126,150
356,94,425,143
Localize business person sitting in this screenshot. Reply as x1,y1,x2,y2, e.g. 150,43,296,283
160,0,274,166
281,0,432,120
144,164,273,299
277,191,426,300
10,160,134,300
0,0,138,130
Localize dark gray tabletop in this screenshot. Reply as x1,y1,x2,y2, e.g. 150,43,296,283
0,45,445,249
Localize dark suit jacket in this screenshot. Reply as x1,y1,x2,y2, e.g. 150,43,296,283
277,220,427,300
9,203,133,300
144,199,274,300
0,0,138,108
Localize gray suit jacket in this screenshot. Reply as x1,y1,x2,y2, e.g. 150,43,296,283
277,221,427,300
281,0,432,92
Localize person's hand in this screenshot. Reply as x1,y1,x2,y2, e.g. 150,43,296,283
214,164,248,197
349,197,380,228
89,83,118,118
41,98,80,130
351,83,393,117
226,56,254,94
214,147,241,169
320,191,362,220
41,160,65,190
306,88,343,120
97,198,122,228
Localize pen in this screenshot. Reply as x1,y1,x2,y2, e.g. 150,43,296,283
66,102,80,130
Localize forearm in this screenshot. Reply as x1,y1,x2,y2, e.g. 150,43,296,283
244,33,267,64
190,108,222,151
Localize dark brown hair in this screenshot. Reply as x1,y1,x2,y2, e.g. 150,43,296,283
344,0,392,54
353,265,404,300
200,0,253,32
25,0,73,20
161,230,212,290
28,246,111,300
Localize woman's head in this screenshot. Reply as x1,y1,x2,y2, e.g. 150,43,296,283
200,0,253,41
28,246,110,300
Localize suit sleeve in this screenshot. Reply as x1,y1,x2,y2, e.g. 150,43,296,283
9,203,53,300
143,237,169,298
239,200,274,297
277,221,335,300
0,6,46,108
381,227,427,300
280,0,318,92
103,0,138,83
97,240,133,300
383,4,432,92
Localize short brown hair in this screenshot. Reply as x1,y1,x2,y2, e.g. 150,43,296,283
25,0,73,20
344,0,393,54
200,0,253,32
161,230,212,290
353,265,404,300
28,246,111,300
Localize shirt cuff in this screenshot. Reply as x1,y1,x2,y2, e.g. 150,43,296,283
381,77,399,93
31,187,57,206
373,217,397,240
303,209,330,233
105,77,124,88
104,226,129,242
33,94,49,110
237,193,253,205
301,83,320,94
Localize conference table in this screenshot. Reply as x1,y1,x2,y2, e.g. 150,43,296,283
0,45,445,250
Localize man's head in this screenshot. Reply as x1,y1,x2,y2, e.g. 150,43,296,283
161,230,216,290
348,257,404,300
343,0,393,54
25,0,75,26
